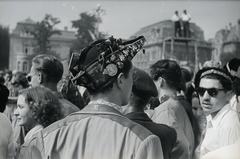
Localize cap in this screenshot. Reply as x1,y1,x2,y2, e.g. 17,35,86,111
132,67,158,100
69,36,146,90
200,67,232,81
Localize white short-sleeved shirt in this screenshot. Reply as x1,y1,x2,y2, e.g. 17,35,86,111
200,104,240,157
181,13,191,21
172,14,180,22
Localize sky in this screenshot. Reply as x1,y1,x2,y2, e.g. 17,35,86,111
0,0,240,40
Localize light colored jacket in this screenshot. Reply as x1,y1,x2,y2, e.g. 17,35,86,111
152,97,194,159
17,104,163,159
0,113,14,159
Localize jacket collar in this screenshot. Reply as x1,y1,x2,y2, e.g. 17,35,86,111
88,99,122,113
125,111,152,122
77,103,123,116
123,106,144,115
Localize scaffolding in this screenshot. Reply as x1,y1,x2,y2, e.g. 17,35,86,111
162,37,199,71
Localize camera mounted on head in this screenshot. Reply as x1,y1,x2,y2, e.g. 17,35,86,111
69,36,146,91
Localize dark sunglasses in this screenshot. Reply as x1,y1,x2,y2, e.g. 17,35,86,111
197,87,225,97
26,73,38,82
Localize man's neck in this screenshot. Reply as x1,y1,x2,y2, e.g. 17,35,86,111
90,94,121,107
159,89,176,100
123,105,144,115
42,83,58,92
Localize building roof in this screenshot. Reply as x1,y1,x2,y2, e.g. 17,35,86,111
18,17,36,24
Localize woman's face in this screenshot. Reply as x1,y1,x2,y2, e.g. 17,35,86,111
192,97,205,119
14,94,36,128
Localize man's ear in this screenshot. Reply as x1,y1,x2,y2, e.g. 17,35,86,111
38,72,44,84
226,90,234,102
157,77,164,88
116,72,124,90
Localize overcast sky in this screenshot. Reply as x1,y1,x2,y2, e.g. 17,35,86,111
0,0,240,40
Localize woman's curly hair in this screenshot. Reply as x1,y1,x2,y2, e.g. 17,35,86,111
19,86,64,128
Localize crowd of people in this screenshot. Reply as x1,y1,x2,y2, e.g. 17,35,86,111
0,35,240,159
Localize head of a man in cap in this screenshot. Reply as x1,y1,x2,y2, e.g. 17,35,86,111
150,59,182,100
196,67,232,118
127,67,158,110
69,36,146,106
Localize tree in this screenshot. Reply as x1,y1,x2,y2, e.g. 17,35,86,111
0,24,10,70
71,12,107,51
31,14,61,55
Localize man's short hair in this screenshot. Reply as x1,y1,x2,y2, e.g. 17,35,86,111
150,59,182,90
32,55,63,83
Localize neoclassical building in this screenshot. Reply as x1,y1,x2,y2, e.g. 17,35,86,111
131,20,213,73
9,18,76,75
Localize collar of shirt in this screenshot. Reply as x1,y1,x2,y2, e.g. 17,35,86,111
89,99,123,113
206,104,231,129
160,94,176,104
24,124,43,142
230,95,237,108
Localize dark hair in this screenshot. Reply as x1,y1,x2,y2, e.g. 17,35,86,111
19,86,64,128
0,76,5,84
150,59,181,90
232,77,240,97
87,61,132,95
129,93,149,109
0,84,9,112
32,55,63,83
148,97,160,109
181,67,193,83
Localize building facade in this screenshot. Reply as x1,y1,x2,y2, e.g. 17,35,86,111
9,18,76,76
211,20,240,65
132,20,213,73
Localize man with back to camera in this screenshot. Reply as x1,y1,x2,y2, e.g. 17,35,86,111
196,67,240,157
26,54,79,117
150,59,195,159
17,36,164,159
123,67,177,159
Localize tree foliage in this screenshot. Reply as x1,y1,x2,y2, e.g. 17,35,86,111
71,12,107,52
0,24,10,70
31,14,61,55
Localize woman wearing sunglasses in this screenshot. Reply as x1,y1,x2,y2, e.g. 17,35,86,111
196,67,240,158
